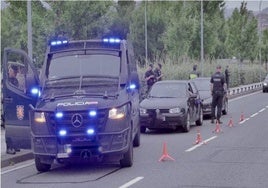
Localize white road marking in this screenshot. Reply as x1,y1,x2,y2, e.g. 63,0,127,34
185,136,217,152
250,113,258,118
119,177,144,188
239,118,250,124
259,108,266,113
1,161,34,175
266,105,268,108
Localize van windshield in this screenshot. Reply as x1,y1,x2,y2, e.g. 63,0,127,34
48,53,120,80
41,52,120,99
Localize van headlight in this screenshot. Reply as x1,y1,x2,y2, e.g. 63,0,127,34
264,82,268,86
109,106,126,119
169,107,181,114
34,112,46,123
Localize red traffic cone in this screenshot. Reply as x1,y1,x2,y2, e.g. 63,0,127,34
158,142,175,162
213,120,223,133
194,129,205,145
240,112,244,122
228,117,234,127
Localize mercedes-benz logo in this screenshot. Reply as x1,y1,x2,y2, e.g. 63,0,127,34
71,113,83,128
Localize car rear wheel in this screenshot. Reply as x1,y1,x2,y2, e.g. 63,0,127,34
35,156,51,172
222,100,228,115
183,111,191,132
196,108,203,126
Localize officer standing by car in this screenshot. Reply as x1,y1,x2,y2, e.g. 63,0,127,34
210,65,227,124
144,64,155,94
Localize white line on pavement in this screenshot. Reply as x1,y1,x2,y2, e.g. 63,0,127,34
119,177,144,188
239,118,250,124
185,136,217,152
259,108,266,113
250,113,258,118
1,161,34,175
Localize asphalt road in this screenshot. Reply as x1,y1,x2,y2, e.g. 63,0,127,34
1,91,268,188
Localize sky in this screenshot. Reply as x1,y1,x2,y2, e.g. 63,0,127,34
225,0,268,11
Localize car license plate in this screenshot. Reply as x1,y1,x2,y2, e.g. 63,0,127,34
162,116,166,121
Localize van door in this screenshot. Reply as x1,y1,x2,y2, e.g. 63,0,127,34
2,48,39,150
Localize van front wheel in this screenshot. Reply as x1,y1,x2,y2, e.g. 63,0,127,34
35,156,51,172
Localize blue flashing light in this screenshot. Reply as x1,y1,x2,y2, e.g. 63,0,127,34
103,38,109,42
31,87,41,97
89,110,97,117
129,84,136,90
31,87,39,95
55,112,63,118
103,38,121,43
87,128,95,135
50,40,68,46
59,129,67,136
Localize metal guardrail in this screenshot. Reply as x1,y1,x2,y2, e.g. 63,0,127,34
228,82,263,97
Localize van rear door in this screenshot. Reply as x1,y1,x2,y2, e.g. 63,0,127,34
2,48,39,150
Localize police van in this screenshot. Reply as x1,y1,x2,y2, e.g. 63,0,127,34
2,38,140,172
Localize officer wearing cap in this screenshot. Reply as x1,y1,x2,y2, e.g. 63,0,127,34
210,65,226,124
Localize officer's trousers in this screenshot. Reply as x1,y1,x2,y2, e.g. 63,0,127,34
211,92,224,120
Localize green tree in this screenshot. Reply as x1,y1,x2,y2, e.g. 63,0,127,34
106,0,135,39
262,29,268,71
226,2,258,63
1,1,54,67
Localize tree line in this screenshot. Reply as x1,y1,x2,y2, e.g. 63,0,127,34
1,0,268,68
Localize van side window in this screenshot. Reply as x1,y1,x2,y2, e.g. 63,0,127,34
7,52,27,92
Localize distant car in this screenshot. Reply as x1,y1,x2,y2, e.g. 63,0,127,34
263,75,268,93
192,77,228,116
139,80,203,133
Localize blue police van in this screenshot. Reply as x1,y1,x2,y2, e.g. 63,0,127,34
2,38,140,172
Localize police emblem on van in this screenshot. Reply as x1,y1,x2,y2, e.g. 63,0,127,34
16,105,24,120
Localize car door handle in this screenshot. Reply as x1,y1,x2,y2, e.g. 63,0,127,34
4,97,13,103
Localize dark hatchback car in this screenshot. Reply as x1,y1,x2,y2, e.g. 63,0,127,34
139,80,203,133
263,75,268,93
192,77,228,116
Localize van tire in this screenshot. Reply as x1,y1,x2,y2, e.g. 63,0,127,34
35,156,51,172
120,137,133,167
133,128,140,147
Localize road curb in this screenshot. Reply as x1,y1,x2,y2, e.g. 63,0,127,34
1,151,33,168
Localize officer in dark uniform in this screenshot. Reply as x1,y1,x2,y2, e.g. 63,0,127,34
210,65,226,124
154,63,163,82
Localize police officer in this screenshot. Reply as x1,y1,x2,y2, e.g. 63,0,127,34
210,65,226,124
144,64,155,94
189,64,200,79
154,63,163,82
